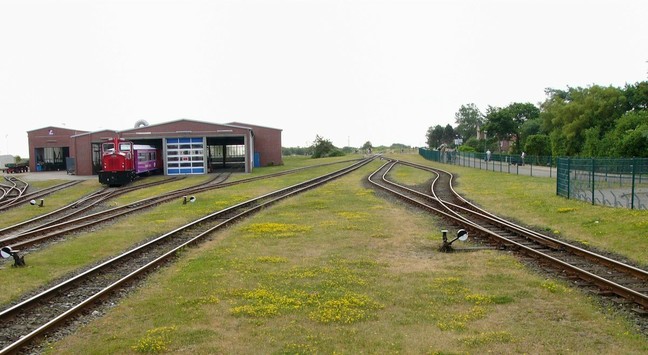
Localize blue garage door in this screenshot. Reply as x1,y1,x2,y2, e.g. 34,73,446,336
166,137,205,175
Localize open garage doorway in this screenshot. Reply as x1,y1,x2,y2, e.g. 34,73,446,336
34,147,69,171
206,136,247,172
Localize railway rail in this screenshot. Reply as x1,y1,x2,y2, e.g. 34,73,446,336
0,179,92,211
0,174,231,251
0,176,31,209
0,156,373,353
369,159,648,312
0,159,364,254
0,176,189,240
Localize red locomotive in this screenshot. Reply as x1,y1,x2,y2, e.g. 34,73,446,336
98,137,162,185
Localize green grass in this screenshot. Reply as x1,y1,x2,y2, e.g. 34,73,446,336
0,180,103,228
48,160,647,354
0,161,364,305
386,153,648,266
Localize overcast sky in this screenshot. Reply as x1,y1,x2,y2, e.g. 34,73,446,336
1,0,647,158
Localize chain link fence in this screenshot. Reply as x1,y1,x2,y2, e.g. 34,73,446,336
557,158,648,210
418,148,556,178
419,149,647,210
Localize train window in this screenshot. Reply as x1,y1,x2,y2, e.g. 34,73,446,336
120,143,132,151
102,143,115,152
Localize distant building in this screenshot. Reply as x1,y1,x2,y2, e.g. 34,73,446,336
0,155,14,169
27,119,282,176
476,125,515,153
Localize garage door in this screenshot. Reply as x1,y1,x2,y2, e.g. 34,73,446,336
166,137,205,175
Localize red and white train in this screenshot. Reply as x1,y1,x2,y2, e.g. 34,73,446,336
98,137,162,185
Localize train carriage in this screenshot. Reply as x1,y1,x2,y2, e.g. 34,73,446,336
99,137,161,185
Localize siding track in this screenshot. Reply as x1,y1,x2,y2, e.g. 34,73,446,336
0,157,373,354
368,159,648,312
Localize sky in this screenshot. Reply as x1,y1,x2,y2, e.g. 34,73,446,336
1,0,647,158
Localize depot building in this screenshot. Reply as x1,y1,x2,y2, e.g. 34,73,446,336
27,119,282,176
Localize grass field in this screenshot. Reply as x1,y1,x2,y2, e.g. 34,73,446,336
386,153,648,267
40,155,647,354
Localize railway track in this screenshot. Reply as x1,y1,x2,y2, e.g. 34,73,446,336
369,159,648,312
0,157,374,353
0,174,232,251
0,178,96,211
0,159,364,254
0,176,31,209
0,176,188,239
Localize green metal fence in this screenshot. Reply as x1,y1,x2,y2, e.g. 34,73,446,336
419,149,648,209
557,157,648,210
418,148,556,178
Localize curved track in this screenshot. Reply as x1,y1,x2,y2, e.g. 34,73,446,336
0,157,374,354
0,159,364,254
369,159,648,311
0,176,187,239
0,176,31,209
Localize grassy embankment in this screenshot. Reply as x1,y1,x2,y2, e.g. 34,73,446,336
48,155,647,354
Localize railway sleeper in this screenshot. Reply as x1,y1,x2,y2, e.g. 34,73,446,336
632,307,648,316
608,296,634,305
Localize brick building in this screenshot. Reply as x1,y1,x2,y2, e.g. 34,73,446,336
27,119,282,176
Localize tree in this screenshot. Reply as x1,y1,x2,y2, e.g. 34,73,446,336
625,81,648,111
524,134,551,157
503,102,540,152
483,106,515,148
483,102,539,153
361,141,373,152
429,80,648,158
581,127,603,157
282,146,311,156
442,124,455,145
605,110,648,157
463,137,482,152
540,85,629,156
426,125,444,149
549,130,568,157
311,135,343,158
390,143,411,150
454,103,483,141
